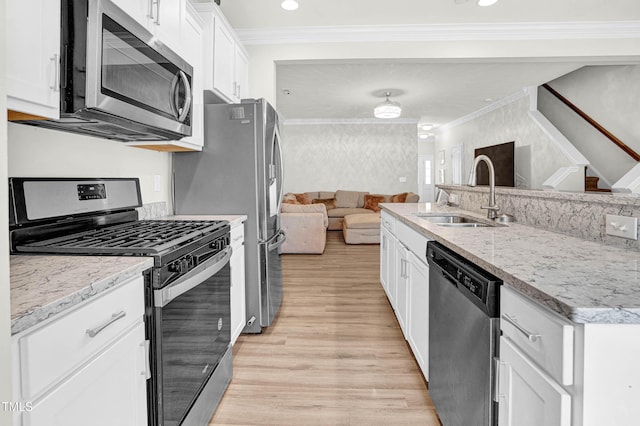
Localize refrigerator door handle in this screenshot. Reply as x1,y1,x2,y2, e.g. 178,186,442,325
267,231,287,251
272,124,285,215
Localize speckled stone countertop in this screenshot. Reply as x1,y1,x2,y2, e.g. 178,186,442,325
10,215,247,336
10,256,153,335
381,203,640,325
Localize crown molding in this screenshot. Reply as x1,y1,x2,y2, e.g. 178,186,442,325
437,89,527,132
282,118,418,126
236,21,640,45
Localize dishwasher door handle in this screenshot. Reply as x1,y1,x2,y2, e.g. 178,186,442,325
502,313,541,343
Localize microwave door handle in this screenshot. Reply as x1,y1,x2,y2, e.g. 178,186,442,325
175,70,192,123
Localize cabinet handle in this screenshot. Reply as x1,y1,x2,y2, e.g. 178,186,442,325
148,0,155,20
236,83,241,98
502,313,541,343
155,0,161,25
49,54,60,92
140,340,151,379
86,311,126,338
492,357,500,402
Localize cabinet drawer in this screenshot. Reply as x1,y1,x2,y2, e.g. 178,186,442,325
395,220,430,260
230,223,244,248
501,286,574,386
17,276,144,400
381,210,396,233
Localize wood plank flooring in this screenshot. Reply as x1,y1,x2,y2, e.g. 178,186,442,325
210,231,440,425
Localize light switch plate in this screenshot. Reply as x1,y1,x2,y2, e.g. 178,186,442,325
605,214,638,240
399,176,407,183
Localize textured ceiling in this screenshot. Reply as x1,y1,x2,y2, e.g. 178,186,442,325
214,0,640,125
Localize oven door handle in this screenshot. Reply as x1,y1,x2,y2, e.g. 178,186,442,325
154,246,232,308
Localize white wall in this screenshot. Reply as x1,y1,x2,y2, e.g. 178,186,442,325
8,124,173,207
281,122,418,194
436,93,573,189
538,65,640,186
1,0,14,420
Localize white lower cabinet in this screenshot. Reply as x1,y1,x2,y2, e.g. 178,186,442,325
230,220,247,345
498,336,571,426
395,242,410,335
407,251,429,381
499,285,640,426
24,323,148,426
12,276,148,426
380,210,430,381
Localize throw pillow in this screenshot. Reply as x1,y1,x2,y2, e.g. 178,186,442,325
282,193,299,204
312,198,337,210
363,194,386,212
294,193,311,204
336,190,368,208
390,192,408,203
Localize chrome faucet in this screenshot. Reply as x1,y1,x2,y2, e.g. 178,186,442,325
468,154,500,220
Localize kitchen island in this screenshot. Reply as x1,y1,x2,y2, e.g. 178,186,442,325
381,202,640,426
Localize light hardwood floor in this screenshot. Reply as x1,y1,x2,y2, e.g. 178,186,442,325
210,231,440,425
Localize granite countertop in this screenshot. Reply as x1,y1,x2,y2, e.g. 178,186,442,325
10,256,153,335
381,202,640,325
10,215,247,336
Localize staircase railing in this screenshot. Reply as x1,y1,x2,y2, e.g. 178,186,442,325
541,83,640,162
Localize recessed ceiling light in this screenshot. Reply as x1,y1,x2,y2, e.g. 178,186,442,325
281,0,299,11
420,123,433,131
477,0,498,6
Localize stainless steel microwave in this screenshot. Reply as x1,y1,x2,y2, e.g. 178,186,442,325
17,0,193,141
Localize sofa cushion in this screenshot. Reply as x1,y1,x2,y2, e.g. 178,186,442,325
327,207,375,218
304,191,319,201
343,213,381,229
312,197,337,210
318,191,336,200
406,192,420,203
390,192,408,203
281,202,328,227
363,194,386,212
335,190,368,208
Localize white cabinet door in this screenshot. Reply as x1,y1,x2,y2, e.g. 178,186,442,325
407,252,429,381
111,0,149,28
230,224,246,345
380,226,391,294
24,323,148,426
7,0,61,119
178,5,204,150
498,337,571,426
234,46,249,100
395,243,410,337
153,0,184,53
213,19,237,102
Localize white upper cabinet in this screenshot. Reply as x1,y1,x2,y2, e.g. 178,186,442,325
111,0,184,54
195,3,250,104
7,0,61,119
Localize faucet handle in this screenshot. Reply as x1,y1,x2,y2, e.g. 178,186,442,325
481,205,500,211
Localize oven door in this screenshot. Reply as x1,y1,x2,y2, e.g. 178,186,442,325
85,0,193,137
152,247,231,426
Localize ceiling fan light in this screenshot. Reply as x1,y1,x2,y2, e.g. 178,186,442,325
374,92,402,119
281,0,299,11
477,0,498,6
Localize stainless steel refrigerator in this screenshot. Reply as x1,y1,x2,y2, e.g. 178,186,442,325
173,99,285,333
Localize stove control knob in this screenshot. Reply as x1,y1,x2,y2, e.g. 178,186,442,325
169,260,186,274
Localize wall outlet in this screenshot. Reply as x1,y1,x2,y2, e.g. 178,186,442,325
399,176,407,183
605,214,638,240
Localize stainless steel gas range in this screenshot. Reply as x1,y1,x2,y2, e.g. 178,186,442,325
9,177,233,426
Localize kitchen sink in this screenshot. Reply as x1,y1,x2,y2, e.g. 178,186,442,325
415,213,498,227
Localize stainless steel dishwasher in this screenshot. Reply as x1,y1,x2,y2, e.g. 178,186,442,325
427,241,502,426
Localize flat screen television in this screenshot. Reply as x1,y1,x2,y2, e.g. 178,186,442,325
473,141,515,187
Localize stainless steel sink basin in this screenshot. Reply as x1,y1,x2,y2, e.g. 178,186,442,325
437,222,491,228
416,214,476,223
415,213,497,227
